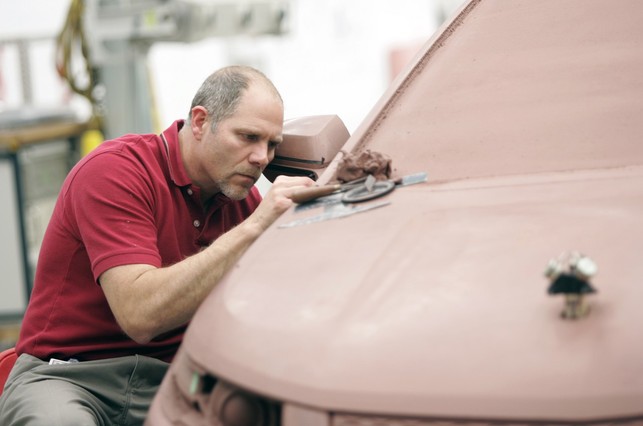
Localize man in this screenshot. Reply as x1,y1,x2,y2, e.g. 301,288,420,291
0,65,314,425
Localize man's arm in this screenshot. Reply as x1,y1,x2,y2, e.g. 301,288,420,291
100,175,313,344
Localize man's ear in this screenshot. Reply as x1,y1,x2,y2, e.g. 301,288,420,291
190,106,209,140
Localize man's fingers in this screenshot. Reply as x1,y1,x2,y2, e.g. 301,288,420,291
288,184,340,204
271,175,315,186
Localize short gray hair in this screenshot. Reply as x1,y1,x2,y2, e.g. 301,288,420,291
188,65,282,131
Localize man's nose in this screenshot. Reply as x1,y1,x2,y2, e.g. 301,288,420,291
248,143,270,168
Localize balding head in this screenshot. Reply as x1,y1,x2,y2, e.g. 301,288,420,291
188,65,283,132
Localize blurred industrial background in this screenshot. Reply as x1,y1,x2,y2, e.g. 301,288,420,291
0,0,464,349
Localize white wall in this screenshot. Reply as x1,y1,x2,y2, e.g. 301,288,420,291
0,1,71,108
151,0,447,132
0,0,465,133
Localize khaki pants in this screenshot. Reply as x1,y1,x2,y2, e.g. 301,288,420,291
0,353,168,426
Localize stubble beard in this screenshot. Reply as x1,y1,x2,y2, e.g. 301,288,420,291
218,175,257,200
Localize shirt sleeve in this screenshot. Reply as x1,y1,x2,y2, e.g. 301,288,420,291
64,146,163,282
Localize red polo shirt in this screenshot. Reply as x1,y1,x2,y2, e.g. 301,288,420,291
17,120,261,362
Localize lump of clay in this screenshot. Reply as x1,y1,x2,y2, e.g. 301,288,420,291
335,150,392,182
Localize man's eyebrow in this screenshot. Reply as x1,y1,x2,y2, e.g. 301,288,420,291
236,125,282,142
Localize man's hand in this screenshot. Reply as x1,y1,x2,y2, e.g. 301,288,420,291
247,175,315,232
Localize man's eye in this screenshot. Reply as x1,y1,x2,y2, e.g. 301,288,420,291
269,141,281,150
244,134,259,141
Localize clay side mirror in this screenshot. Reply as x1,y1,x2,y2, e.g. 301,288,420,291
264,115,350,182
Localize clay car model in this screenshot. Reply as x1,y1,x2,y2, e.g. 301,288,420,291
147,0,643,424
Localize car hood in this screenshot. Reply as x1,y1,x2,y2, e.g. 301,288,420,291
183,166,643,421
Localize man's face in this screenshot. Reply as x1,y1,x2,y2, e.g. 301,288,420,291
198,83,284,200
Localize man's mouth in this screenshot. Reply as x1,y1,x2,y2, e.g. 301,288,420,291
236,172,260,184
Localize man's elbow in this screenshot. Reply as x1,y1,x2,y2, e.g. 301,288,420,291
129,330,155,345
118,317,158,345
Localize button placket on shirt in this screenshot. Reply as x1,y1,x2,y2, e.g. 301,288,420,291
185,186,204,232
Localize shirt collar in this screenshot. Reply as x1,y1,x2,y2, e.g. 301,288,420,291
161,120,192,188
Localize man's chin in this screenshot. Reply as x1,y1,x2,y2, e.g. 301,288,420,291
220,184,252,201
